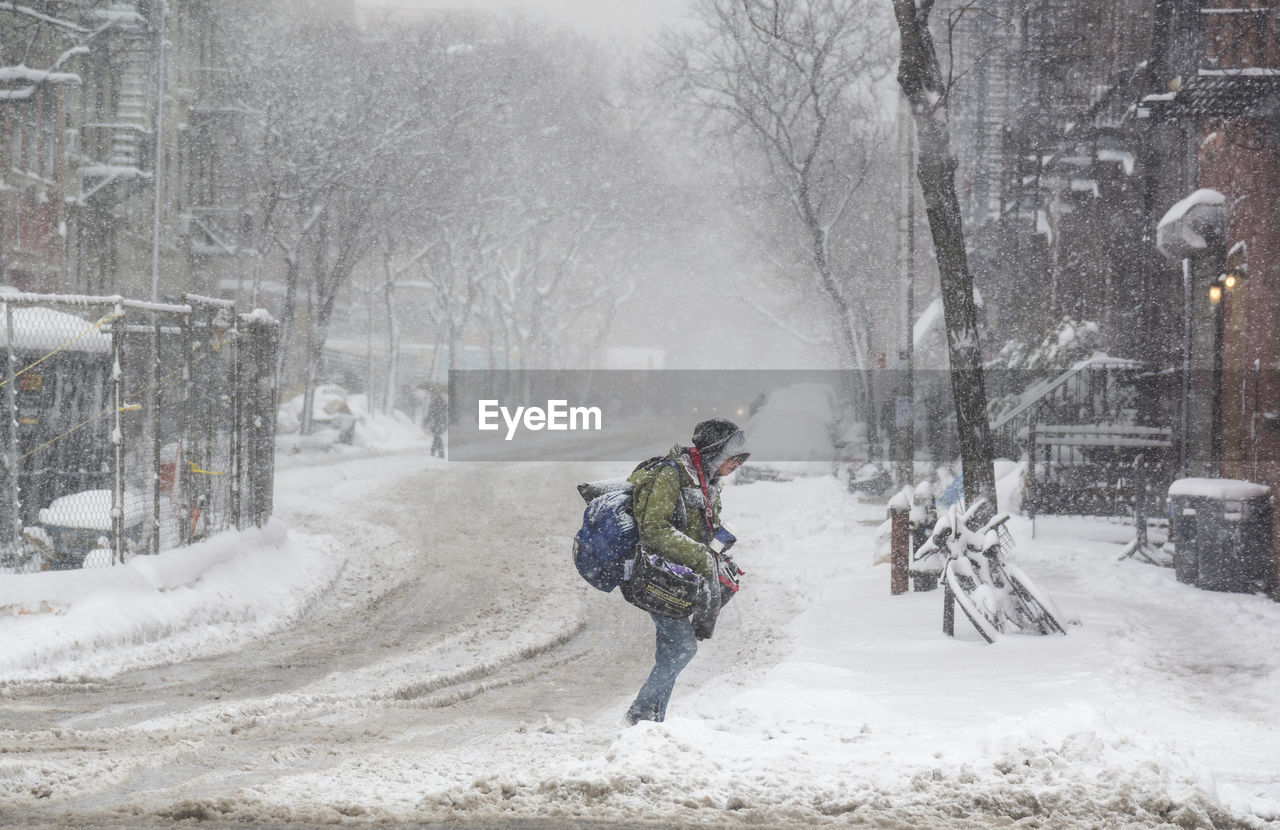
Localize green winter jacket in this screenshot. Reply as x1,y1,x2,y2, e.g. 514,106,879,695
628,445,721,577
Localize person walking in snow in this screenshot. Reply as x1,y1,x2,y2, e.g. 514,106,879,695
427,388,447,458
624,418,749,725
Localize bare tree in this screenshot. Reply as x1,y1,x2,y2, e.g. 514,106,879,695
374,233,438,414
225,8,686,421
892,0,996,511
435,19,647,373
656,0,897,405
228,14,438,432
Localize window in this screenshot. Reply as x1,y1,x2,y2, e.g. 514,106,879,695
10,105,22,170
9,88,59,180
41,91,55,179
25,94,39,174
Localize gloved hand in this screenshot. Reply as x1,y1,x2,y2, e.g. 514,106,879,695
716,553,742,606
691,577,720,640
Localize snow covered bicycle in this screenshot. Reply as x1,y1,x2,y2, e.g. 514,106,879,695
913,499,1066,642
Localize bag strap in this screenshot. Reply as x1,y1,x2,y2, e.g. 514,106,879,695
632,457,690,548
685,447,716,539
685,448,727,585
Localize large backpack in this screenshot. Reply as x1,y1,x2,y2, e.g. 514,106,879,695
573,489,637,591
573,457,678,592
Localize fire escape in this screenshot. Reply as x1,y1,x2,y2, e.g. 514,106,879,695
947,0,1191,514
179,7,252,286
78,2,155,202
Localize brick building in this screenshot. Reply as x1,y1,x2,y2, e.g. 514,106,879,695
1162,2,1280,579
1,1,246,300
937,0,1280,588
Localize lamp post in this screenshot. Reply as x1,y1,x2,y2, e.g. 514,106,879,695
1209,280,1221,470
1156,189,1226,478
1181,257,1192,476
896,92,916,489
150,0,169,303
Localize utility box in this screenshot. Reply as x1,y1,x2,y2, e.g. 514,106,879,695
1167,478,1273,594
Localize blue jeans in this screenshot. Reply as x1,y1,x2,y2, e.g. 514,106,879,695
627,612,698,723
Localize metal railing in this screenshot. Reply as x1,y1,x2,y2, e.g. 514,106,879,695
0,292,278,572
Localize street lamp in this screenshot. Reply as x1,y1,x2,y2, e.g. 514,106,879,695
1156,188,1226,477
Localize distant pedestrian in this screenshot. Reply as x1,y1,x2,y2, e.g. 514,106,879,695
623,418,748,725
428,388,447,458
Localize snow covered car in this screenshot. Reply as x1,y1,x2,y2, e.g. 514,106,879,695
277,384,357,446
738,406,840,482
34,489,148,569
761,382,838,424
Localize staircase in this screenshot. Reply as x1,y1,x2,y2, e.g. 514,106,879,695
108,3,153,169
989,354,1178,516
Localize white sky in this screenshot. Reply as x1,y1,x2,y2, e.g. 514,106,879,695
355,0,693,40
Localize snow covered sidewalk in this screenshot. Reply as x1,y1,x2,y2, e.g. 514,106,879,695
583,476,1280,828
374,474,1280,828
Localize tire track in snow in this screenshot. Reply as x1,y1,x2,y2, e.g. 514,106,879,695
0,455,644,822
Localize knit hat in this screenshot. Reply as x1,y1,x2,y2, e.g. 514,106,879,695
692,418,749,475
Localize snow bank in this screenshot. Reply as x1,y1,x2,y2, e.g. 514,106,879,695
0,520,343,682
276,388,428,457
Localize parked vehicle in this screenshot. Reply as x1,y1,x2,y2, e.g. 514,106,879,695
739,383,848,482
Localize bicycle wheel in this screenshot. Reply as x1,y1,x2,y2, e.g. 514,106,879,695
943,557,1002,643
1004,563,1067,635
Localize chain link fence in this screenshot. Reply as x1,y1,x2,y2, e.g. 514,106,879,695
0,293,278,573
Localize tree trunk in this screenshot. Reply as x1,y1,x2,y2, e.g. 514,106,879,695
892,0,996,513
383,275,400,415
805,214,877,444
300,279,317,436
276,249,300,395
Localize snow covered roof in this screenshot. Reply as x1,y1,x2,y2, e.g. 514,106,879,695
1168,477,1271,501
912,289,984,352
38,489,146,531
990,352,1143,432
0,65,81,100
603,346,665,370
1158,70,1280,118
0,304,112,354
913,296,943,351
1096,149,1135,175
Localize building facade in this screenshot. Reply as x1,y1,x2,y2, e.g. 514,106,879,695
1,0,247,301
938,0,1280,585
1174,3,1280,554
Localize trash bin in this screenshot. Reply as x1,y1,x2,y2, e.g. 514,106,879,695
1167,478,1273,593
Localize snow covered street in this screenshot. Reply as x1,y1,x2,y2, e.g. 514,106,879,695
3,445,1280,828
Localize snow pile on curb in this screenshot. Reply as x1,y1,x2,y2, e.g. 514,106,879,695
276,389,428,455
0,520,344,683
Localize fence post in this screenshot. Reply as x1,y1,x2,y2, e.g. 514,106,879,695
256,318,279,527
889,486,912,595
231,310,242,530
4,303,21,552
151,313,162,556
111,299,125,565
180,306,193,546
